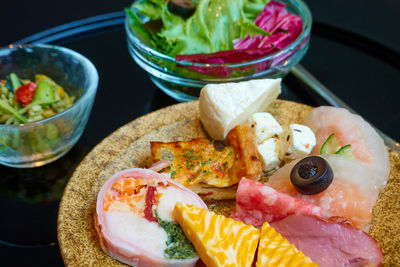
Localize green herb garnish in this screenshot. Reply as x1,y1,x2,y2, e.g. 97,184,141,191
158,216,197,259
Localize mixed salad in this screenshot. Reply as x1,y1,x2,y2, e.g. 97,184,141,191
0,73,75,125
126,0,303,66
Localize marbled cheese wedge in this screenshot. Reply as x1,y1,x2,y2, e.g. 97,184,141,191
256,222,317,267
174,203,259,267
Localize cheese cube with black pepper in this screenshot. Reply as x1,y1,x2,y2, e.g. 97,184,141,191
257,138,281,172
280,124,316,160
249,112,283,144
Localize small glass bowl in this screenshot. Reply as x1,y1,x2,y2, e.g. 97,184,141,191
0,44,98,168
125,0,312,102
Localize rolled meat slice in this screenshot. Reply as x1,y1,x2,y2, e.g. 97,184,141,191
95,168,207,267
267,154,379,230
271,215,383,267
303,106,389,191
231,178,327,228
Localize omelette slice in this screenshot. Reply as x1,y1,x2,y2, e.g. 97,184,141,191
151,138,236,188
174,203,260,267
256,222,317,267
151,124,262,200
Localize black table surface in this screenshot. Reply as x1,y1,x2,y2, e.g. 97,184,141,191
1,0,399,266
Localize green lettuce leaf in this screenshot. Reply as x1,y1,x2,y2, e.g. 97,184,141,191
133,0,163,20
244,0,270,20
128,0,270,56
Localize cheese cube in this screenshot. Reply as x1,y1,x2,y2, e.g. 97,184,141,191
199,78,281,140
257,138,281,172
280,124,316,160
249,112,283,144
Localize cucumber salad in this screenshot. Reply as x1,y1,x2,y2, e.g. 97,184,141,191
0,73,75,125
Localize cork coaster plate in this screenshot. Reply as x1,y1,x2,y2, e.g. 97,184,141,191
58,100,400,266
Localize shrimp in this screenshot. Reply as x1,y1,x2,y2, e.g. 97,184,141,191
267,154,379,230
303,106,389,191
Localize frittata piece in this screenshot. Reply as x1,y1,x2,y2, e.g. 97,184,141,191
225,124,262,180
256,222,317,267
151,138,236,188
151,124,262,200
174,203,260,267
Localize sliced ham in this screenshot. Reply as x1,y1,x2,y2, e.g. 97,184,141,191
149,160,172,172
95,168,207,267
231,178,327,228
271,215,383,267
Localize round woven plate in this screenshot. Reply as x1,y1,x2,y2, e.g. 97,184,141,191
58,100,400,266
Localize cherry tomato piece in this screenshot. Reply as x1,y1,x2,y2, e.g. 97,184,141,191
15,82,37,107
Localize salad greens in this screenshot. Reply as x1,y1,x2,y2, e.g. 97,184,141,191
127,0,271,56
0,73,75,124
0,73,76,160
126,0,303,77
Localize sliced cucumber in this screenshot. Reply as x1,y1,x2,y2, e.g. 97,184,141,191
320,133,341,154
335,144,354,158
33,80,55,102
9,73,22,91
320,133,354,158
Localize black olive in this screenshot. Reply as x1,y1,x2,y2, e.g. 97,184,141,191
290,156,333,195
168,0,196,19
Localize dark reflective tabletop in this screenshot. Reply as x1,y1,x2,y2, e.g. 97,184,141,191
1,0,399,266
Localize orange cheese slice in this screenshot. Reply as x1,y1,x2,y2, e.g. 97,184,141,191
256,222,317,266
174,203,259,267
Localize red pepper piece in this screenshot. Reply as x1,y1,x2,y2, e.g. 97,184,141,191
0,80,6,84
144,186,158,222
15,82,37,107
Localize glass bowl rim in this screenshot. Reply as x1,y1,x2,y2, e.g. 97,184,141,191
0,44,99,128
125,0,312,68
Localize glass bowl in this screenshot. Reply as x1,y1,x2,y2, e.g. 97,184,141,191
0,44,98,168
125,0,312,102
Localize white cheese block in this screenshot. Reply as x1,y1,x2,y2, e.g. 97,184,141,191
156,186,202,222
249,112,283,144
105,211,168,257
280,124,316,160
199,78,281,140
257,138,281,172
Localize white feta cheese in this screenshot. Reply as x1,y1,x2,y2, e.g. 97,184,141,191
257,138,281,172
249,112,283,144
199,78,281,140
280,124,316,160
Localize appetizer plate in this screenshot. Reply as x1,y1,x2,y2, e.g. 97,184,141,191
57,100,400,266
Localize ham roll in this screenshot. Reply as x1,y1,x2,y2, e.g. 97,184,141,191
95,168,207,267
271,215,383,267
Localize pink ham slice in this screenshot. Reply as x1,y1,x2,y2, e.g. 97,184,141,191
231,178,327,228
271,215,383,267
95,168,207,267
149,160,172,172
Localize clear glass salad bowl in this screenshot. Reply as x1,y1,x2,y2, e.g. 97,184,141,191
125,0,312,102
0,44,98,168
